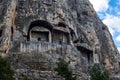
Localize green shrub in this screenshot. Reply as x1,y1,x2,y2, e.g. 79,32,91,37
23,76,30,80
55,58,76,80
88,63,109,80
0,56,15,80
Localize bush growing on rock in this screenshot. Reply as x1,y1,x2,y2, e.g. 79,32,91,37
55,58,76,80
88,63,109,80
23,76,30,80
0,56,15,80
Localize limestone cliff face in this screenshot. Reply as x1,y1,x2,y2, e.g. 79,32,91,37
0,0,119,80
0,0,16,53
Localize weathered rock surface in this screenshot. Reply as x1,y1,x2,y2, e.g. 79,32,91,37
0,0,119,80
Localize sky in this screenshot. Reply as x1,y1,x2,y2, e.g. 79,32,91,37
89,0,120,53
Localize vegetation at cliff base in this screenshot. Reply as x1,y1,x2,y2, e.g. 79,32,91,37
0,56,15,80
55,58,76,80
88,63,109,80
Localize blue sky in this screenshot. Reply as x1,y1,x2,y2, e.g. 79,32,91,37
89,0,120,53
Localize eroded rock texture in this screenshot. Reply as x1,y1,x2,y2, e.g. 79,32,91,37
0,0,119,80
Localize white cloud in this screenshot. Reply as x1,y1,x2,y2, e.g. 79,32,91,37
102,14,120,35
118,47,120,53
108,27,114,36
116,35,120,42
89,0,110,12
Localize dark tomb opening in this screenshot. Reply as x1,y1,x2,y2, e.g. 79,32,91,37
27,20,53,41
58,22,66,27
0,30,2,37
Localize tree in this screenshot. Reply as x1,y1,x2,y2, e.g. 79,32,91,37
55,58,76,80
88,63,109,80
0,56,15,80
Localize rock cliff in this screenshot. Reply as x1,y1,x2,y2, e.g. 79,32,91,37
0,0,119,80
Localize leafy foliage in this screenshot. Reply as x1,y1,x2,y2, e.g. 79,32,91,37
88,63,109,80
55,58,76,80
23,76,30,80
0,56,15,80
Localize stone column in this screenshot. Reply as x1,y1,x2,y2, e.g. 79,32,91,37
93,42,100,63
49,31,52,43
20,42,22,52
